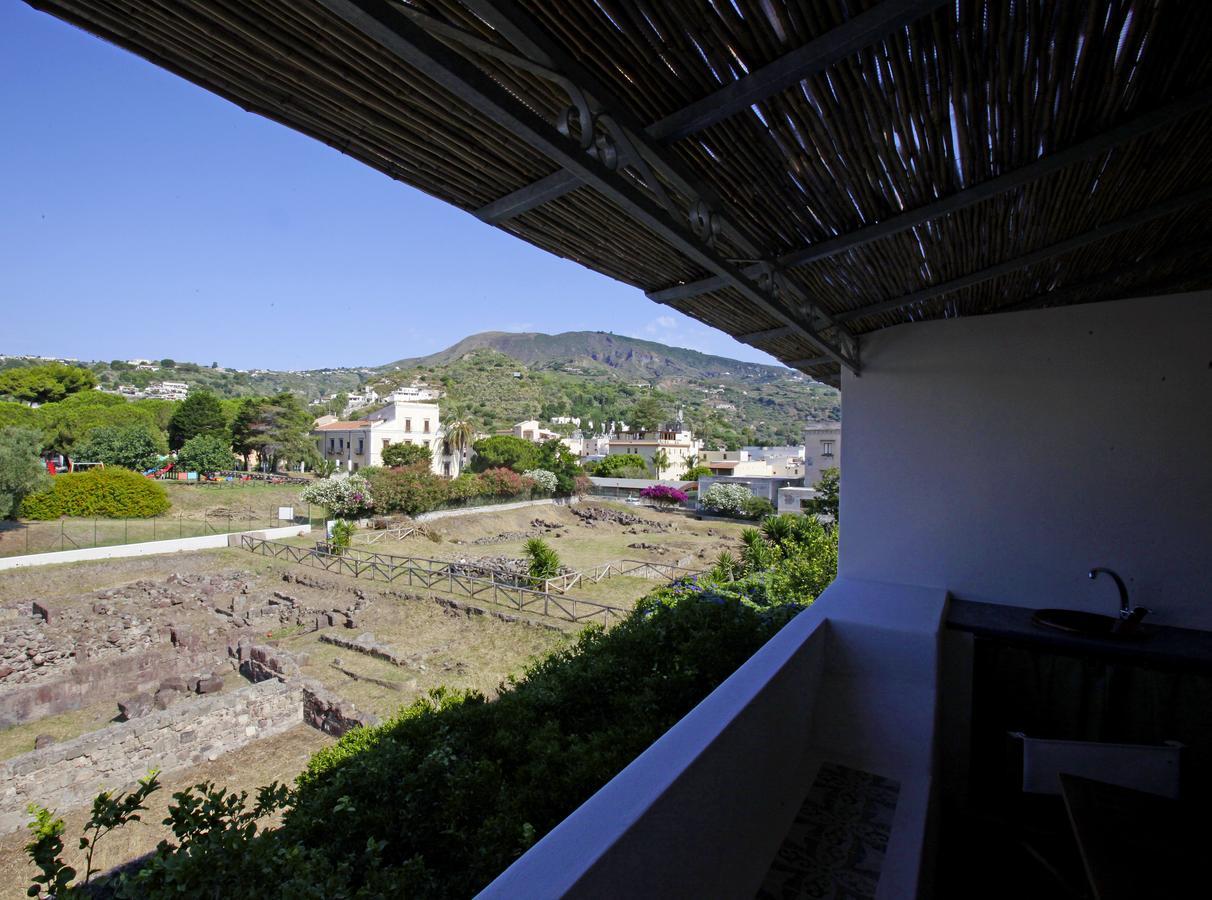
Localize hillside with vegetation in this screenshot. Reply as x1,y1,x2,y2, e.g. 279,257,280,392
374,332,839,448
2,329,838,448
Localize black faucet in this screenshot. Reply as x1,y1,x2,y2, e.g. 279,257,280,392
1089,567,1150,629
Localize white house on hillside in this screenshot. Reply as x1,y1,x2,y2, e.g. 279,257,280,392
512,420,559,442
312,400,463,476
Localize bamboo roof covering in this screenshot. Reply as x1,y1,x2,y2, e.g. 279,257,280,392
27,0,1212,385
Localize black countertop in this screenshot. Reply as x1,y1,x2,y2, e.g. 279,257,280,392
946,598,1212,673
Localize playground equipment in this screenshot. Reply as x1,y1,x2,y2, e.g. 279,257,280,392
145,462,174,478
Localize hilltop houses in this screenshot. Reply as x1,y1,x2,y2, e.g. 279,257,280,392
312,400,463,476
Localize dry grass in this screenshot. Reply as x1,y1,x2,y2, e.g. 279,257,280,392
0,700,119,762
0,547,256,604
0,724,332,900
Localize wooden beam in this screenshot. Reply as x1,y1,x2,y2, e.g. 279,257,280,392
736,325,796,344
473,0,949,222
318,0,860,373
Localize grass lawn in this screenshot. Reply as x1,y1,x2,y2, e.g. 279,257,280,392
0,481,317,559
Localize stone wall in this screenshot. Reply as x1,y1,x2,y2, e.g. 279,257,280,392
0,680,302,835
0,646,224,728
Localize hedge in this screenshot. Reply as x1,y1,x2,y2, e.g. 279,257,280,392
19,467,170,519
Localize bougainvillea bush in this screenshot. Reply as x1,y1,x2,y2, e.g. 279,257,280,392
639,484,689,507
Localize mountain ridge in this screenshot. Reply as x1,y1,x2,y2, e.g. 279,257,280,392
381,330,789,381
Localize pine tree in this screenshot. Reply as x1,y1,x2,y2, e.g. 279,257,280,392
167,390,227,450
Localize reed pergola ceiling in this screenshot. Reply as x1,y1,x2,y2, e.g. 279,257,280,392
26,0,1212,386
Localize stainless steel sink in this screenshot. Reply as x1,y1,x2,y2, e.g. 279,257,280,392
1031,608,1149,639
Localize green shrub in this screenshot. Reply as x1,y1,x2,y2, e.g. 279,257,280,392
524,537,561,582
382,442,432,468
175,434,237,475
743,496,775,519
329,520,357,555
366,467,449,517
19,467,170,519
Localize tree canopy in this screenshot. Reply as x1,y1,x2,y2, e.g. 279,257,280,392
167,390,227,450
592,453,649,478
0,427,46,518
176,434,236,475
0,364,97,405
805,467,839,523
469,435,540,473
231,393,314,471
74,425,164,472
629,396,668,431
382,442,432,469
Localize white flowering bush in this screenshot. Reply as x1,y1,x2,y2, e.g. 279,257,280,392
300,474,374,517
699,482,753,516
522,468,558,494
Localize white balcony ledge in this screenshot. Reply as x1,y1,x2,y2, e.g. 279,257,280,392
479,578,947,899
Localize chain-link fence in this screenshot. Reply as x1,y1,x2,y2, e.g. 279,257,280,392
0,506,318,558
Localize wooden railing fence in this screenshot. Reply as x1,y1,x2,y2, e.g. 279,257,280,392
240,536,628,627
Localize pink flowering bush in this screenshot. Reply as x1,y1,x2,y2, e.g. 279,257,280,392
639,484,689,507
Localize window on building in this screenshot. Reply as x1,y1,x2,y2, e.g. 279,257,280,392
328,438,335,452
357,438,364,455
821,440,835,457
382,439,391,449
338,438,344,450
423,419,430,433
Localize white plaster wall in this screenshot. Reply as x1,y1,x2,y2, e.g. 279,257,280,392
0,524,311,571
839,291,1212,628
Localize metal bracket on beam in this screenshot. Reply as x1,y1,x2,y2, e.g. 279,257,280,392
471,0,949,222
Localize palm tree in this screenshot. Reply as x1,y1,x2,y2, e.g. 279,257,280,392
443,418,475,463
651,447,671,478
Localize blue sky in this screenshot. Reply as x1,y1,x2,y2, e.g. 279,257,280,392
0,3,781,371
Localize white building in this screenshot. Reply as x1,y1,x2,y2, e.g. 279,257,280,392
512,420,560,442
607,423,702,479
559,431,585,456
700,449,777,477
581,434,612,457
744,445,806,477
776,485,817,516
385,384,442,402
312,400,462,476
345,388,380,412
